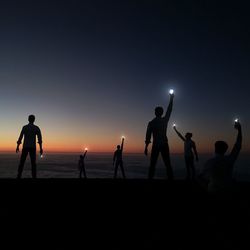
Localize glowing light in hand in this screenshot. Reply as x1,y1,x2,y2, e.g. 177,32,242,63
173,123,176,128
169,89,174,95
85,148,88,151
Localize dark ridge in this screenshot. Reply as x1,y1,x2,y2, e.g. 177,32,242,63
0,179,249,249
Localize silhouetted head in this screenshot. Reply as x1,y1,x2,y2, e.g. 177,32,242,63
117,145,121,150
185,133,193,139
215,141,228,155
28,115,35,124
155,106,164,117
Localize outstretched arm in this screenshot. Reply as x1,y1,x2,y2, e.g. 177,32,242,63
16,127,24,153
230,122,242,163
173,126,185,141
144,123,152,156
121,138,125,152
83,150,88,158
164,94,174,122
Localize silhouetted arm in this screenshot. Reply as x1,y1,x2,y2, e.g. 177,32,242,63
164,94,174,122
113,151,117,165
121,138,125,152
37,128,43,155
192,142,199,161
83,150,87,158
144,122,152,156
16,127,24,153
173,127,185,141
229,122,242,164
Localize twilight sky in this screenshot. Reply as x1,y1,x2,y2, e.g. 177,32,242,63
0,0,249,153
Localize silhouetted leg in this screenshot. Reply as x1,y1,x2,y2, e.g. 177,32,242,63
148,146,159,179
79,168,83,178
120,161,126,179
190,157,195,179
30,148,37,179
83,165,87,179
185,157,191,180
161,144,173,180
17,148,28,179
114,162,119,178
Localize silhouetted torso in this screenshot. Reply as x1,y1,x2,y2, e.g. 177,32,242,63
79,159,85,168
114,149,123,161
146,117,168,146
17,124,42,149
184,139,195,157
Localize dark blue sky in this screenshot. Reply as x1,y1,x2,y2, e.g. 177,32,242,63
0,0,249,152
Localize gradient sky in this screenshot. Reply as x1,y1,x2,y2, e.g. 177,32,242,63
0,0,249,153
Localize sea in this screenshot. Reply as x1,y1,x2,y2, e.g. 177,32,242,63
0,153,249,181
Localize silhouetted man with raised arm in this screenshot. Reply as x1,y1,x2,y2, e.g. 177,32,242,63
200,121,242,193
173,125,198,180
145,93,174,179
16,115,43,179
113,137,126,179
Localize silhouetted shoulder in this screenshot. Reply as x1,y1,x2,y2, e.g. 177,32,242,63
34,125,41,130
149,117,160,125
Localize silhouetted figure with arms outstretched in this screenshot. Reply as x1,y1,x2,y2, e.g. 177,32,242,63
145,93,174,179
200,121,242,193
113,137,126,179
173,125,198,180
78,149,87,179
16,115,43,179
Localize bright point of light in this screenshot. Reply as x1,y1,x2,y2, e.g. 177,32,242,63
234,119,239,123
169,89,174,95
173,123,176,127
85,148,88,151
40,155,44,158
121,136,125,139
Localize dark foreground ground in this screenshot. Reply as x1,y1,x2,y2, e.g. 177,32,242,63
0,179,249,249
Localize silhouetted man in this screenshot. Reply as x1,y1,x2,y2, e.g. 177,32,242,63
16,115,43,178
145,93,174,179
173,125,198,180
78,149,88,179
113,137,125,179
200,121,242,193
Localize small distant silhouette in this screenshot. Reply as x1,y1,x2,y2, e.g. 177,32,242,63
78,149,87,179
16,115,43,179
199,121,242,193
113,137,126,179
144,93,174,179
173,125,198,180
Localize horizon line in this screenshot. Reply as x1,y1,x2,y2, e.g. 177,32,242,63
0,150,249,155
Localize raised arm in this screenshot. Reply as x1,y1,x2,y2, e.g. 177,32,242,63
121,138,125,152
229,122,242,163
144,122,152,156
83,150,88,158
16,127,24,153
173,126,185,141
164,94,174,122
